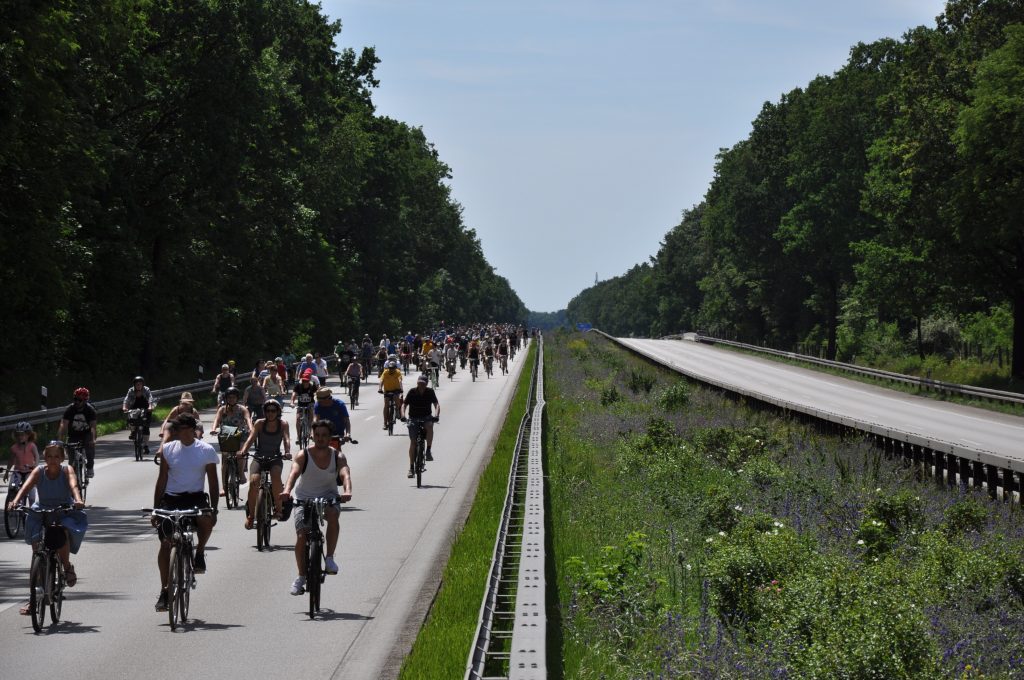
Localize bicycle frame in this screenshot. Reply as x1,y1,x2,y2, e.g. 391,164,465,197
148,506,212,630
25,505,73,632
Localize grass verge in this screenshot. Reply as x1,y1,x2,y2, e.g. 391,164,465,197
397,341,537,680
546,330,1024,679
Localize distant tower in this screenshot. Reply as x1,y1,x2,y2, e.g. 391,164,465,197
594,272,598,285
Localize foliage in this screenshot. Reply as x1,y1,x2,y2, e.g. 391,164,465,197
626,369,656,394
1,0,526,410
656,381,691,411
563,2,1021,378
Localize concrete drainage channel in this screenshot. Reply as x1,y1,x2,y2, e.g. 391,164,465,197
465,336,546,680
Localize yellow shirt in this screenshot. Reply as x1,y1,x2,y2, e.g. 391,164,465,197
421,340,434,355
379,369,404,392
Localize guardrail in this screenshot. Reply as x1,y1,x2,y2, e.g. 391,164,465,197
678,334,1024,408
593,330,1024,504
466,336,546,680
0,355,340,433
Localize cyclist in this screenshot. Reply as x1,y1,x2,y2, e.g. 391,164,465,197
262,360,285,401
57,387,97,478
7,441,87,614
399,339,413,374
239,399,291,529
296,353,317,383
313,388,351,443
378,360,404,429
467,338,481,376
427,345,443,384
483,339,495,375
6,421,39,486
243,376,267,421
344,358,364,404
360,336,374,381
314,352,329,383
337,340,356,379
292,370,319,443
497,337,509,373
122,376,156,441
151,414,218,611
210,387,252,494
275,357,289,390
400,375,440,478
280,419,352,595
444,342,459,378
374,345,388,376
211,364,234,405
161,392,205,440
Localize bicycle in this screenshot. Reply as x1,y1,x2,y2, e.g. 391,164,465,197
484,355,494,379
403,416,438,488
251,454,283,552
127,408,150,461
499,354,508,375
446,358,456,381
3,467,30,539
292,497,343,618
381,391,400,436
469,357,479,382
401,353,412,374
348,375,360,407
429,364,440,390
214,426,245,510
66,441,88,502
25,505,75,633
145,506,213,631
296,404,314,450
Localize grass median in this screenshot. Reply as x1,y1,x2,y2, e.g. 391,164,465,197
397,341,537,680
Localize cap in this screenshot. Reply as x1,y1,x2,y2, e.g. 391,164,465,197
417,374,428,384
316,387,333,399
302,369,313,379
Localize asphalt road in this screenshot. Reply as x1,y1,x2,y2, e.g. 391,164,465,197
619,338,1024,462
0,347,527,680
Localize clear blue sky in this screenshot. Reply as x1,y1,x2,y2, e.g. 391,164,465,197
323,0,948,312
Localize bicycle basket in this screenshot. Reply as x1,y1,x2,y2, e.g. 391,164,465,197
218,425,242,453
44,524,67,550
128,408,146,426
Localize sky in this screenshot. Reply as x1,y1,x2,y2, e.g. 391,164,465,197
322,0,949,313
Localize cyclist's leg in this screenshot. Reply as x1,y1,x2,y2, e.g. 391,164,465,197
271,463,284,516
85,441,96,474
325,506,340,557
425,420,435,452
407,424,418,471
245,459,260,528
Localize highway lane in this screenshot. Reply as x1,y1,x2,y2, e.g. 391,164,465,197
619,338,1024,462
0,347,528,680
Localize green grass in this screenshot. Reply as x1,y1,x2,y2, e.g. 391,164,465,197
545,330,1024,679
397,342,537,680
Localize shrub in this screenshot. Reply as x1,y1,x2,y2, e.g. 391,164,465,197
942,498,989,536
693,426,770,471
627,369,656,394
855,490,923,558
656,381,690,411
600,384,620,406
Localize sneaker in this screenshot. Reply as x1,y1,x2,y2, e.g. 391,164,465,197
290,576,306,596
407,468,414,478
86,469,95,478
155,589,169,612
325,556,339,575
425,450,434,461
193,552,207,574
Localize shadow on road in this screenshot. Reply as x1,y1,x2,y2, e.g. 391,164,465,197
162,618,244,632
30,620,102,635
299,609,373,622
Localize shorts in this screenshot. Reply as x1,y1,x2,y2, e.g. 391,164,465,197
293,497,339,532
157,492,210,541
249,456,283,476
407,418,434,440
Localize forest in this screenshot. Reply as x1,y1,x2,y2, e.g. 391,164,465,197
566,0,1024,381
1,0,527,410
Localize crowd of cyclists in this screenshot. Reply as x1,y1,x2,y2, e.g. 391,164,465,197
4,323,534,619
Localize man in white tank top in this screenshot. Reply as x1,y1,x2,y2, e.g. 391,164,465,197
280,420,352,596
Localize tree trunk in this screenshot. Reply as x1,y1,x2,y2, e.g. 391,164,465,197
916,316,924,359
826,282,838,361
1013,290,1024,381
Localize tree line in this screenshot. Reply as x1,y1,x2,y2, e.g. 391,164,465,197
1,0,527,411
566,0,1024,380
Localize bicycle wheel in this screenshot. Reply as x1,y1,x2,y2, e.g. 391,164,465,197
75,456,88,502
49,560,63,624
134,432,143,461
307,537,321,618
30,554,47,632
4,491,23,539
257,486,272,551
167,545,181,630
416,437,424,489
352,382,359,407
180,544,192,623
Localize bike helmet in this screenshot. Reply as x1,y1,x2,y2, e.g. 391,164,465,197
225,386,241,397
133,375,145,383
263,398,282,411
386,360,398,369
74,387,90,400
15,421,33,433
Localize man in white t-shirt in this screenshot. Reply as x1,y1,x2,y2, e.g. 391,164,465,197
151,414,219,612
